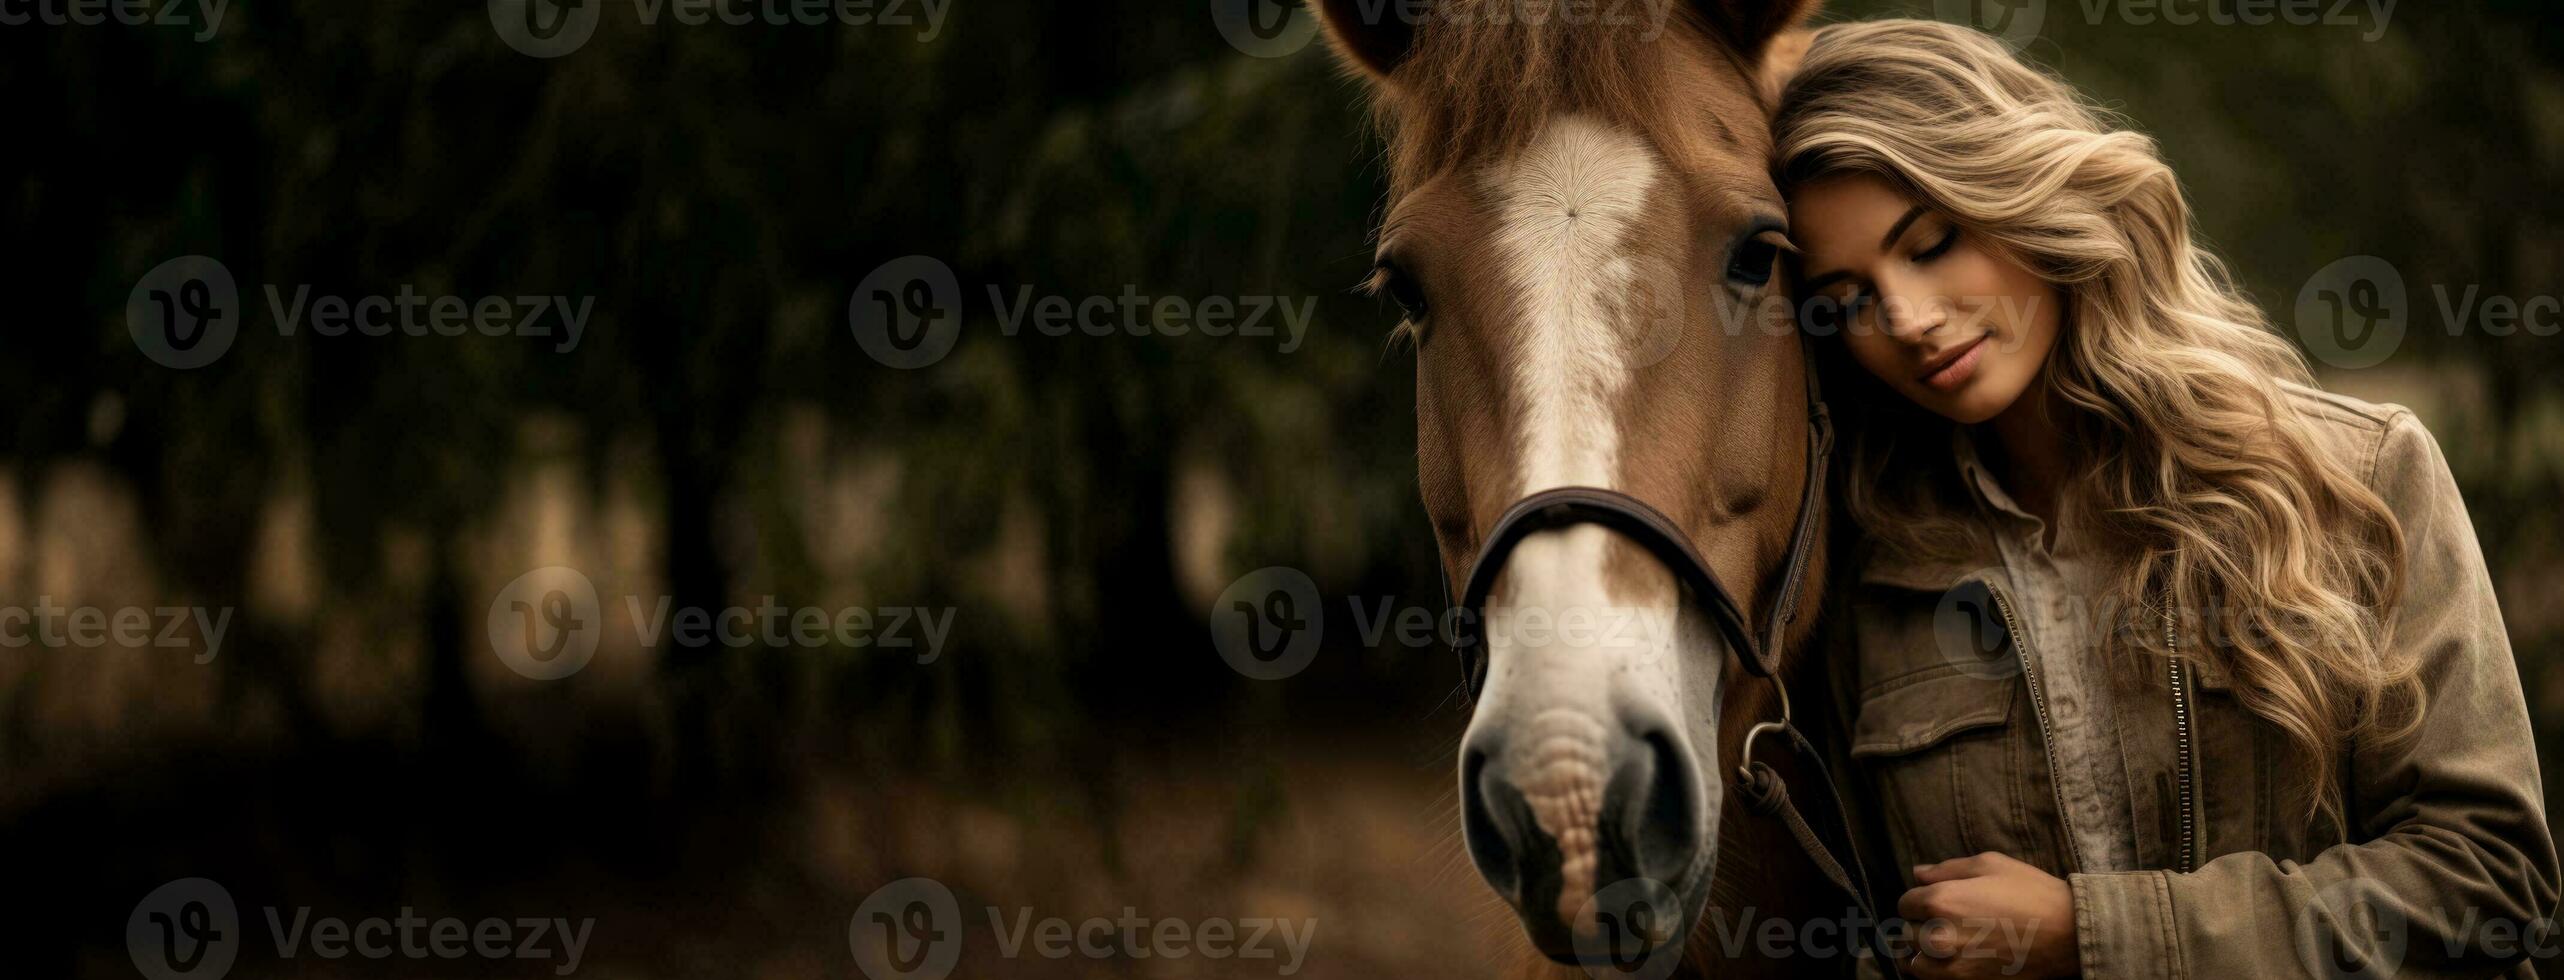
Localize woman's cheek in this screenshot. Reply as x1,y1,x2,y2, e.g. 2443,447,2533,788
1843,330,1907,394
1947,255,2012,337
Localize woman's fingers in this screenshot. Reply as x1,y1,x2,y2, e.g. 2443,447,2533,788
1917,918,1966,958
1912,850,2015,884
1897,881,1945,921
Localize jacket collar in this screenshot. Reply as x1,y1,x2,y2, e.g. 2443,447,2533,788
1851,426,2011,591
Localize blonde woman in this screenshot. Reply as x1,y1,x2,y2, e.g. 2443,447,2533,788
1773,19,2558,979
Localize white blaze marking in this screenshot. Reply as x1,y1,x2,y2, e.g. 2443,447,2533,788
1480,115,1670,931
1486,113,1659,498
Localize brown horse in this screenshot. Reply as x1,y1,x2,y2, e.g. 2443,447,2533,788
1313,0,1858,975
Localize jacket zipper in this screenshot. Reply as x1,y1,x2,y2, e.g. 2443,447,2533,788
1983,579,2084,875
2164,591,2198,873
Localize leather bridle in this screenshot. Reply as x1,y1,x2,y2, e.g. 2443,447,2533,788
1447,334,1831,744
1442,335,1906,975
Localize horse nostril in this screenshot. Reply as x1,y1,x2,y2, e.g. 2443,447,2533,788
1460,739,1522,899
1609,726,1704,889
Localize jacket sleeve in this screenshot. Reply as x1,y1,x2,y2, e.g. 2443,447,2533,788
2070,410,2561,979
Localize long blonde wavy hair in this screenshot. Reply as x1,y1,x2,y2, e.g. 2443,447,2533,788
1773,19,2420,828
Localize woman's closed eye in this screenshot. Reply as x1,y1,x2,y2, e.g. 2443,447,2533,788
1913,225,1960,263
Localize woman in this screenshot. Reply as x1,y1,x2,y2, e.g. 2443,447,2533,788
1772,19,2558,979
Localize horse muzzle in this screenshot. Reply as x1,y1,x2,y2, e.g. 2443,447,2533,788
1460,697,1714,963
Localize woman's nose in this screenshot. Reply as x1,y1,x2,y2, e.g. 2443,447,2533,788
1876,275,1947,342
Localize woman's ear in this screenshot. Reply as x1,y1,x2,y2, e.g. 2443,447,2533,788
1314,0,1420,84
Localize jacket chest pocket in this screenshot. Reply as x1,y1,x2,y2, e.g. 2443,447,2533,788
1849,669,2034,869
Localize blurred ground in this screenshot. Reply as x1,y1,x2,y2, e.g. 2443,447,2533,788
32,718,1515,978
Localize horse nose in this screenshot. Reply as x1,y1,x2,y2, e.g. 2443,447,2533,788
1614,722,1708,887
1460,706,1706,957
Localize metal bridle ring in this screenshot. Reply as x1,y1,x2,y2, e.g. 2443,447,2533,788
1733,671,1794,784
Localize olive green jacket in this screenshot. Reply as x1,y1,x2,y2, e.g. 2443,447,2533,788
1824,385,2559,977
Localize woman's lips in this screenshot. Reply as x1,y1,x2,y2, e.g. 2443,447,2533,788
1917,333,1990,393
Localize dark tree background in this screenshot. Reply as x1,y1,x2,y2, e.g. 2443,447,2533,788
2,1,2559,976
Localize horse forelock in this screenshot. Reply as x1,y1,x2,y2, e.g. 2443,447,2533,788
1366,0,1766,192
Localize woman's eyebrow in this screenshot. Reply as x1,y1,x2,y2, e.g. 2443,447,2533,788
1879,205,1927,251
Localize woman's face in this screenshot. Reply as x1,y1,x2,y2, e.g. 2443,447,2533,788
1788,172,2063,425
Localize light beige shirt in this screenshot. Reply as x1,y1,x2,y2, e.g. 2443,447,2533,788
1952,428,2139,873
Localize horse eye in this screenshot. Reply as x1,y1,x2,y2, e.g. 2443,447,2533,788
1378,261,1429,321
1727,234,1780,288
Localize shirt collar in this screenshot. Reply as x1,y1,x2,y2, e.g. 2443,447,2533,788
1952,425,2042,527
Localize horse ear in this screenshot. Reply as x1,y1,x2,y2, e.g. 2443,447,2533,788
1695,0,1821,64
1314,0,1419,83
1755,25,1816,106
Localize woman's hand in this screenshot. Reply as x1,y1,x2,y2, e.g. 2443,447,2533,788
1895,852,2080,979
